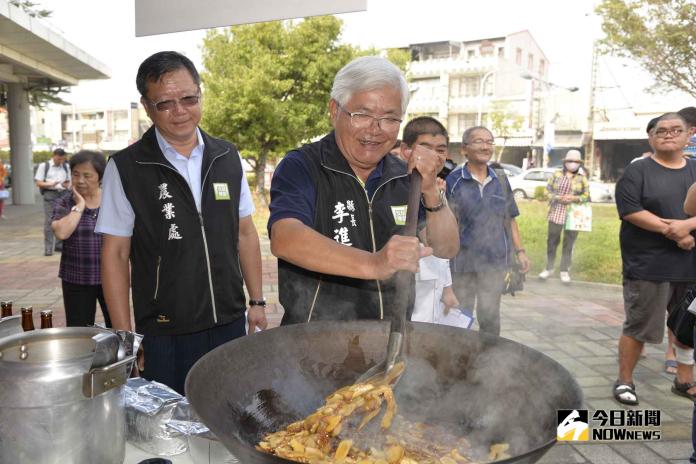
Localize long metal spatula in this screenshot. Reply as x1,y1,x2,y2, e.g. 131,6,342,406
355,169,422,387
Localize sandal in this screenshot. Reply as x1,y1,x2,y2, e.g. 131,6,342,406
665,359,678,375
613,381,639,405
672,380,696,401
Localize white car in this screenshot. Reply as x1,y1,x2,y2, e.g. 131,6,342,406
508,168,614,203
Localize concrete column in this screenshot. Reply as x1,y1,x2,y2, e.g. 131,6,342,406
7,83,35,205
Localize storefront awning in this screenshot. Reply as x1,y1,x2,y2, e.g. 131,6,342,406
498,136,532,148
135,0,367,36
552,132,583,147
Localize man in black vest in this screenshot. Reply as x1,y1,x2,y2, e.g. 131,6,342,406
97,51,266,394
268,56,459,324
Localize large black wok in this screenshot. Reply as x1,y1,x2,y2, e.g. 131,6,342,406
186,321,583,464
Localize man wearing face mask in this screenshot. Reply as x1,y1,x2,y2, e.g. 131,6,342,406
538,150,589,284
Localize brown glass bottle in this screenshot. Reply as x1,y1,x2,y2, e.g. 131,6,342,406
1,301,12,318
40,309,53,329
21,307,35,331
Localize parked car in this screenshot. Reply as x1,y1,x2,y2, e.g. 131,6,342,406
499,163,523,177
487,162,523,177
508,167,614,203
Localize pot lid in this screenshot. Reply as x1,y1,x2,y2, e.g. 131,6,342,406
0,327,119,367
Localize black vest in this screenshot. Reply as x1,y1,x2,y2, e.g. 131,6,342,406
111,127,246,335
279,132,413,325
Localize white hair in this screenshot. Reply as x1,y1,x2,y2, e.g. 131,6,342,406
330,56,409,115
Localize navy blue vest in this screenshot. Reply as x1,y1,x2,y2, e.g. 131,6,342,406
278,132,414,325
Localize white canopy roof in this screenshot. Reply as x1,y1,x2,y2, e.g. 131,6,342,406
0,0,110,86
135,0,366,36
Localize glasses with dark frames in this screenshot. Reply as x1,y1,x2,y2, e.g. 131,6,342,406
337,103,402,132
147,94,201,112
653,128,685,138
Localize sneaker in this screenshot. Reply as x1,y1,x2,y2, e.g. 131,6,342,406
560,272,571,284
538,269,551,280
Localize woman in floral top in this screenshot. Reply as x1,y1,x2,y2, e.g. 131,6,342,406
538,150,589,283
51,150,111,327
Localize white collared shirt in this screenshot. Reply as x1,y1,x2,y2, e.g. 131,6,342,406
155,127,206,212
34,159,70,190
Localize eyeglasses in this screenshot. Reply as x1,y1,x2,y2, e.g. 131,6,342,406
337,104,402,132
654,128,685,138
467,139,496,147
147,94,201,112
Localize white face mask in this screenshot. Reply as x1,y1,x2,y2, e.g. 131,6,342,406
565,162,580,172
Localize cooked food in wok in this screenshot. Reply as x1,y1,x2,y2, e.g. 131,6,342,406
257,363,510,464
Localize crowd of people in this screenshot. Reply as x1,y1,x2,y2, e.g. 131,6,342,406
13,49,696,460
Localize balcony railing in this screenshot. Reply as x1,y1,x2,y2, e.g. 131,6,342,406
409,56,497,78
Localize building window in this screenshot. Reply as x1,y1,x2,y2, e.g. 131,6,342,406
467,49,475,60
449,78,460,98
528,53,534,71
516,48,522,65
458,113,478,133
539,59,546,77
480,41,494,57
462,77,480,97
498,47,505,58
450,76,491,98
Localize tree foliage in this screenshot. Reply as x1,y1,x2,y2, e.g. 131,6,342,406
385,48,411,73
9,0,51,18
488,101,524,160
596,0,696,97
200,16,358,194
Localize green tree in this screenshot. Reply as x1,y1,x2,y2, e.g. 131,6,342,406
201,16,357,195
488,101,524,161
9,0,51,18
596,0,696,97
385,48,411,73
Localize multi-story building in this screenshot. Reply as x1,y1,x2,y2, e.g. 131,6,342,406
0,103,149,155
60,103,148,153
404,30,583,167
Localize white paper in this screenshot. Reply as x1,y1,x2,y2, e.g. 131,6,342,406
434,306,474,329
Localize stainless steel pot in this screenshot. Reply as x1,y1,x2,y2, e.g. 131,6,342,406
0,327,136,464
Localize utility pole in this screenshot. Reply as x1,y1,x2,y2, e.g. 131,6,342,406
585,42,599,180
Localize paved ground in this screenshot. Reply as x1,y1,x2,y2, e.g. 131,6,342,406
1,196,694,464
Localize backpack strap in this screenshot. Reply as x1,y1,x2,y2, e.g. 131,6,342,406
491,164,515,267
42,160,68,181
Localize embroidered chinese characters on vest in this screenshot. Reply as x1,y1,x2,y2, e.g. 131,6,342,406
331,199,359,246
158,182,183,241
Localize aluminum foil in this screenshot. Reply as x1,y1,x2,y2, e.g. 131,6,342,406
165,399,239,464
125,378,188,456
166,398,211,437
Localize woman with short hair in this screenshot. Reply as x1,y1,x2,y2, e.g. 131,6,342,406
51,150,111,327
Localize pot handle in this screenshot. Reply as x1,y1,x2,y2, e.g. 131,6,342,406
82,354,136,398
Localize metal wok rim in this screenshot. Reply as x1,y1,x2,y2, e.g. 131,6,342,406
186,320,583,464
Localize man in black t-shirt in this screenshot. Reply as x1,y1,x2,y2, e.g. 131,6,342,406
613,112,696,405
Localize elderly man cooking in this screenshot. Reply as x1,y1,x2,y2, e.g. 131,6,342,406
269,56,459,325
